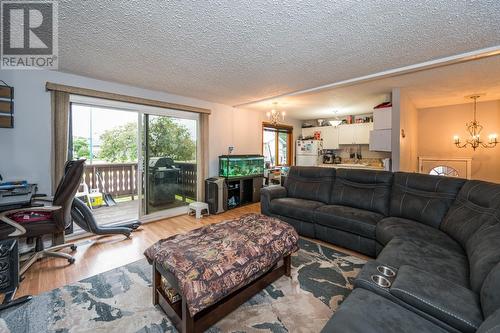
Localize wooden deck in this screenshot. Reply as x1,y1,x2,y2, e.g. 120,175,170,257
87,198,189,227
92,200,139,224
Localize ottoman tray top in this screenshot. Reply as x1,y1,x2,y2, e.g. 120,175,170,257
144,213,299,316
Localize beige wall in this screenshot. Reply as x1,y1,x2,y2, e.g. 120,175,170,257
399,91,419,172
391,88,419,172
418,100,500,183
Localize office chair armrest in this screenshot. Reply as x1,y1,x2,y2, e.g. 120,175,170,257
0,206,62,237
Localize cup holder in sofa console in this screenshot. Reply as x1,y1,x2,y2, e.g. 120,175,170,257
371,275,391,288
377,265,396,278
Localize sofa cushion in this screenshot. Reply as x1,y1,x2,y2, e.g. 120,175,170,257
389,172,466,228
441,180,500,248
330,169,393,215
377,237,469,287
284,166,335,203
376,217,463,252
314,205,383,239
269,214,316,239
477,308,500,333
315,224,377,257
467,221,500,293
481,262,500,318
320,288,449,333
390,265,483,333
269,197,324,223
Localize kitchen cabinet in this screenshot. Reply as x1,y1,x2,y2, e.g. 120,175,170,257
338,123,373,145
373,107,392,130
301,126,339,149
369,129,392,151
321,127,339,149
301,127,317,139
370,107,392,151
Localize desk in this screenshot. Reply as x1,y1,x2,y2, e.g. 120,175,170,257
0,185,36,311
0,184,37,212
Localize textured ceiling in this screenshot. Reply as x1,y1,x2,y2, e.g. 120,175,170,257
58,0,500,106
245,55,500,120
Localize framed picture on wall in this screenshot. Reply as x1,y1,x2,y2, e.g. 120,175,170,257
0,81,14,128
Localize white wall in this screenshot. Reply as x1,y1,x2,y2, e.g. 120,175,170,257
0,70,300,194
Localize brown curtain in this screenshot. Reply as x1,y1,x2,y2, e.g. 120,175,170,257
199,113,210,201
51,91,70,193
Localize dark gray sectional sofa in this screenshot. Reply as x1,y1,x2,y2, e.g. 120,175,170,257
260,166,500,333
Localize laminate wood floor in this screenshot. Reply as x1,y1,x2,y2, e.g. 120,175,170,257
15,203,367,298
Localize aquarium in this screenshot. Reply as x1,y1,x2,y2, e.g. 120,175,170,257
219,155,264,179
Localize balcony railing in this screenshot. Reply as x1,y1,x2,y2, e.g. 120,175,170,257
82,162,197,201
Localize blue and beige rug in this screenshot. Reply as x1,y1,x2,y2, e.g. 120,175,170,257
0,239,366,333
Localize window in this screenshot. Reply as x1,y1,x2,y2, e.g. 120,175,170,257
262,123,293,167
429,165,459,177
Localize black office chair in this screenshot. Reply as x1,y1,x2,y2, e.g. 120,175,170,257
0,160,85,276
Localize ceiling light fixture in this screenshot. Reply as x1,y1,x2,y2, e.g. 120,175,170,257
453,95,497,151
266,102,285,125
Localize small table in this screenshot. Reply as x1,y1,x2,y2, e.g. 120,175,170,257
145,213,299,333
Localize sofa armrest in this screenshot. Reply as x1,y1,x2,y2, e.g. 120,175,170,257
260,186,287,215
389,265,483,333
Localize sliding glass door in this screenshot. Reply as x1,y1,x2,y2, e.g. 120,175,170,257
70,103,140,229
69,96,200,229
141,113,198,216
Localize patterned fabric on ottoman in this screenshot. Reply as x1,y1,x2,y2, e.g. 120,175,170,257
144,213,299,316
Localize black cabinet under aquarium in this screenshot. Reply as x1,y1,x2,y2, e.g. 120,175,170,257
219,155,264,179
219,155,264,209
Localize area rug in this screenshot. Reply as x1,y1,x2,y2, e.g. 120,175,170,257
0,238,366,333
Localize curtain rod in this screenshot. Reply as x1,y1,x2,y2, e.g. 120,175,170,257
46,82,211,115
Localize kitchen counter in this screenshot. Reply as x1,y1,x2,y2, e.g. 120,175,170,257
319,163,386,171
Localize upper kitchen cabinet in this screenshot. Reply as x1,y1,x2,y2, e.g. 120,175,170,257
301,126,339,149
338,123,373,145
301,127,316,139
321,126,339,149
373,107,392,130
370,107,392,151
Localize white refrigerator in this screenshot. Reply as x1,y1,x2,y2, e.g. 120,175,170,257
296,140,323,166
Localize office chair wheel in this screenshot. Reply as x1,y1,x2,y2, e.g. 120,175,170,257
68,257,76,264
70,244,77,251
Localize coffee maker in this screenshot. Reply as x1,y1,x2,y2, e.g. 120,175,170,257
323,151,334,164
323,154,334,164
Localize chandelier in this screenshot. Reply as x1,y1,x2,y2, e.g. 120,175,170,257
453,95,497,151
266,102,285,125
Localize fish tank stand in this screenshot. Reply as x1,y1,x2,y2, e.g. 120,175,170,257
225,176,263,210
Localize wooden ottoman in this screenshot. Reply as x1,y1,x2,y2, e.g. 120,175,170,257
144,213,299,333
